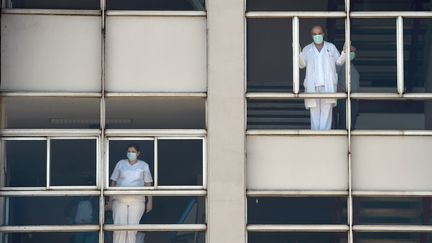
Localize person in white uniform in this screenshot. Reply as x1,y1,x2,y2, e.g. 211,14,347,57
299,25,347,130
108,143,153,243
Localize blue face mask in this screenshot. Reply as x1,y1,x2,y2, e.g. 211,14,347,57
313,34,324,44
350,52,356,60
127,152,137,161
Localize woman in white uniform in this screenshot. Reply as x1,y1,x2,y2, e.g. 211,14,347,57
108,143,153,243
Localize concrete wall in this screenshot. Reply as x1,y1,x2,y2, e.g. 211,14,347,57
207,0,246,242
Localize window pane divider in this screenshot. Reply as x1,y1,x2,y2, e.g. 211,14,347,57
103,224,206,231
0,9,102,16
397,16,404,95
247,190,348,197
353,225,432,232
246,224,349,232
104,190,206,195
0,225,100,233
246,11,346,18
293,16,300,94
246,130,348,136
105,10,206,17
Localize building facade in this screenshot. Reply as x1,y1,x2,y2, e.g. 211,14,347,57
1,0,432,242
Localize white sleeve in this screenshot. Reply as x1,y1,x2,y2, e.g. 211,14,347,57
143,165,153,183
110,161,121,181
336,48,346,66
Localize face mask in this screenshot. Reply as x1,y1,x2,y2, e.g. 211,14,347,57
350,52,356,60
312,34,324,44
127,152,137,161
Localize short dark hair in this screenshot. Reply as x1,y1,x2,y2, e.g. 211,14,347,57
127,143,140,152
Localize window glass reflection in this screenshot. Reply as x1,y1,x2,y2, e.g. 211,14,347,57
158,139,203,186
6,0,99,9
248,197,347,224
351,0,431,11
354,197,432,225
106,0,205,10
248,232,348,243
404,18,432,93
352,100,432,130
0,97,100,129
105,97,205,129
104,231,204,243
104,196,205,224
1,140,46,187
247,0,345,11
247,99,346,130
50,139,97,186
351,19,397,92
1,196,99,225
247,19,293,92
3,233,99,243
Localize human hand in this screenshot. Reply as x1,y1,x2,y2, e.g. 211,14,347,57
146,200,153,213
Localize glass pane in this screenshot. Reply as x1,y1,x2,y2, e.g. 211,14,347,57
1,140,46,187
6,0,99,9
299,19,346,93
104,232,204,243
248,233,348,243
0,97,100,129
0,196,99,225
247,0,345,11
354,233,432,242
354,197,432,225
106,0,205,10
158,139,203,186
105,196,205,224
404,18,432,93
248,197,347,224
352,0,431,11
105,97,205,129
2,233,99,243
109,140,154,188
352,100,432,130
351,19,397,92
50,139,97,186
247,19,293,92
248,99,346,130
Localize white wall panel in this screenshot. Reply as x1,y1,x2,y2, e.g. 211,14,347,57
1,14,101,92
352,136,432,191
105,16,207,92
247,135,348,190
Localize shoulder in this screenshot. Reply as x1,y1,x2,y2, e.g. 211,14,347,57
137,160,150,169
324,42,337,50
303,43,314,51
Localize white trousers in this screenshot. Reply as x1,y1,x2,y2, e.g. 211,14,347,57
112,200,145,243
310,99,333,130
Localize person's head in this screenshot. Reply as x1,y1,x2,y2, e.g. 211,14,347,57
311,25,325,45
350,45,357,60
126,143,141,161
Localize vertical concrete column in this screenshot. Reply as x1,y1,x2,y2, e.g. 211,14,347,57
207,0,246,242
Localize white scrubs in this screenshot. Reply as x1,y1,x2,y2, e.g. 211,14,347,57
110,159,153,243
299,41,346,130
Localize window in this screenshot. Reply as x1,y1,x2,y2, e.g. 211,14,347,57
4,0,100,9
106,0,205,10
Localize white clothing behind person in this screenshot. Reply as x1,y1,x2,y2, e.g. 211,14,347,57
110,149,153,243
299,25,346,130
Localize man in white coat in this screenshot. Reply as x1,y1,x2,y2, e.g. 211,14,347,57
299,25,347,130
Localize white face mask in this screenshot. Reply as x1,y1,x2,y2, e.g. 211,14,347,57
312,34,324,44
350,52,356,60
127,152,137,161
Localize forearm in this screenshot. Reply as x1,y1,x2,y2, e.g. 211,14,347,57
336,51,347,65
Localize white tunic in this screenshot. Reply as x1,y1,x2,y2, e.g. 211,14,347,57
110,159,153,202
299,41,346,108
